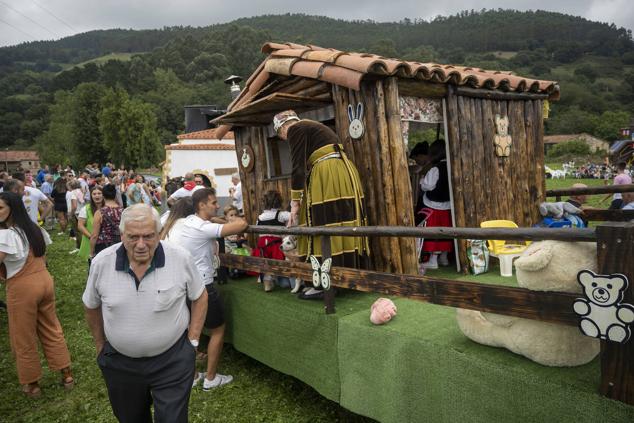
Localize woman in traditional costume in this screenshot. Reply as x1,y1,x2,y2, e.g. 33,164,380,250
273,110,369,299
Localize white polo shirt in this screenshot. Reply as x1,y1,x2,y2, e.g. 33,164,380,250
167,214,223,285
82,241,205,358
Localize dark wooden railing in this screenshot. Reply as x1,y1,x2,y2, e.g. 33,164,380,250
546,184,634,222
219,222,634,406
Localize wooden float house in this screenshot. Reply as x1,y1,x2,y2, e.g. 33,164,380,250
213,42,560,274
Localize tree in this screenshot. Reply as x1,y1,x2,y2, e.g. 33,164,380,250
593,110,630,141
99,89,163,168
71,82,108,164
35,91,76,165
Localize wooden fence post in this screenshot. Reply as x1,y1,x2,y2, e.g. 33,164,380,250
596,222,634,405
321,236,336,314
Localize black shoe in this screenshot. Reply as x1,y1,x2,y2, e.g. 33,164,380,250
297,290,324,300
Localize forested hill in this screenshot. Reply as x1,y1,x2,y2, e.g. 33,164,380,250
0,10,633,167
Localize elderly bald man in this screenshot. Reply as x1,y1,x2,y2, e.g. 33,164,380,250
83,204,207,423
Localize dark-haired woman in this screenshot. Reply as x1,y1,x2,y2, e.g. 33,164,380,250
89,184,122,258
50,177,68,234
0,192,73,397
78,185,104,261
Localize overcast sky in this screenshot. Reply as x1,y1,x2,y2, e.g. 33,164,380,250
0,0,632,48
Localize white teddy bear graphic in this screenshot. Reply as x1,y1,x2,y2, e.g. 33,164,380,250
573,270,634,343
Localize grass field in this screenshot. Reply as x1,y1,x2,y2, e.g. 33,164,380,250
0,233,372,423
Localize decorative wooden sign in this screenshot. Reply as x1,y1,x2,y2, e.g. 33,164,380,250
494,114,512,157
347,103,365,139
240,145,255,173
309,255,332,290
574,270,634,343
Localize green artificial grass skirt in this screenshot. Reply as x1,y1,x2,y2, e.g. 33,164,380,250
218,278,634,423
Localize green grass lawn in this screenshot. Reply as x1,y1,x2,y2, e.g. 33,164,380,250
545,176,611,209
0,233,372,422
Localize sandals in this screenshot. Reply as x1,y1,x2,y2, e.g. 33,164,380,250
60,367,74,390
22,382,41,398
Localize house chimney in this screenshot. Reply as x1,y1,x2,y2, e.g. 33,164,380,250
224,75,243,100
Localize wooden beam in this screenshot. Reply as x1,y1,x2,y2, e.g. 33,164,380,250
456,86,549,101
597,222,634,405
219,254,580,326
583,209,634,222
547,184,634,197
247,225,597,242
397,79,447,98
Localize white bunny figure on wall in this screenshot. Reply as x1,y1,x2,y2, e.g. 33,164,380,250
348,102,365,139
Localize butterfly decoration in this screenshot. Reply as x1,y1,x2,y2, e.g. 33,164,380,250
309,255,332,290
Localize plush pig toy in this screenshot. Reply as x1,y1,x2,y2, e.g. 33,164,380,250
370,298,397,325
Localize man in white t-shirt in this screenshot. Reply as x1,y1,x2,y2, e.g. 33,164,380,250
8,173,52,223
168,187,247,391
167,172,204,207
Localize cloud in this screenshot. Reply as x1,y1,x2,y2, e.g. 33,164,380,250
0,0,632,47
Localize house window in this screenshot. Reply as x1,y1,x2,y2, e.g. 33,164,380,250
265,136,292,179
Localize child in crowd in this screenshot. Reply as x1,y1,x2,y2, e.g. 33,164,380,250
251,190,291,292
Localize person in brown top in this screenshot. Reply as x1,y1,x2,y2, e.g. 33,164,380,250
0,192,73,397
273,110,369,299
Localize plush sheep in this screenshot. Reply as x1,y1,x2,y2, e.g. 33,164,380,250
456,241,600,366
539,201,582,219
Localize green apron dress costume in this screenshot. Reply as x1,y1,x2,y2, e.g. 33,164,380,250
287,120,370,268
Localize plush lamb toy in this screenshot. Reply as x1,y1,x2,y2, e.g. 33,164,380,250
456,241,600,366
539,201,582,219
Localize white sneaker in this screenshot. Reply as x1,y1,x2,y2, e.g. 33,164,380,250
192,372,204,388
203,373,233,391
424,254,439,269
57,232,64,236
439,252,450,266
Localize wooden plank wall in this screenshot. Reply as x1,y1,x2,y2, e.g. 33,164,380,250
235,76,417,275
445,85,545,267
332,77,418,275
234,126,292,246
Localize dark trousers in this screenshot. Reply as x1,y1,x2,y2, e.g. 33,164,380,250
97,333,196,423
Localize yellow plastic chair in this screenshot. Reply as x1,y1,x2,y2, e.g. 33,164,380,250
480,220,529,277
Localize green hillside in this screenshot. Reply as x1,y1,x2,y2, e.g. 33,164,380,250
0,10,632,167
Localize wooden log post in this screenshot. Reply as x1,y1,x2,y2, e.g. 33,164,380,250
596,222,634,405
321,235,336,314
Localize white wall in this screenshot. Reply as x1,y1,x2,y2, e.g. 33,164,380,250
167,148,239,208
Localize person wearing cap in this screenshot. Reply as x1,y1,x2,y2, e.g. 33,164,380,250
273,110,370,299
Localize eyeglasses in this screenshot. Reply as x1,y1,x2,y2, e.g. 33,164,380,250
195,180,204,185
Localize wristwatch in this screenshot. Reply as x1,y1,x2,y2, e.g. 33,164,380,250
189,339,199,348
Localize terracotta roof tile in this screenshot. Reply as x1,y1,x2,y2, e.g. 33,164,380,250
176,128,234,140
264,57,298,76
166,143,235,151
290,60,324,80
320,65,364,91
271,48,309,58
228,41,559,116
1,150,39,161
